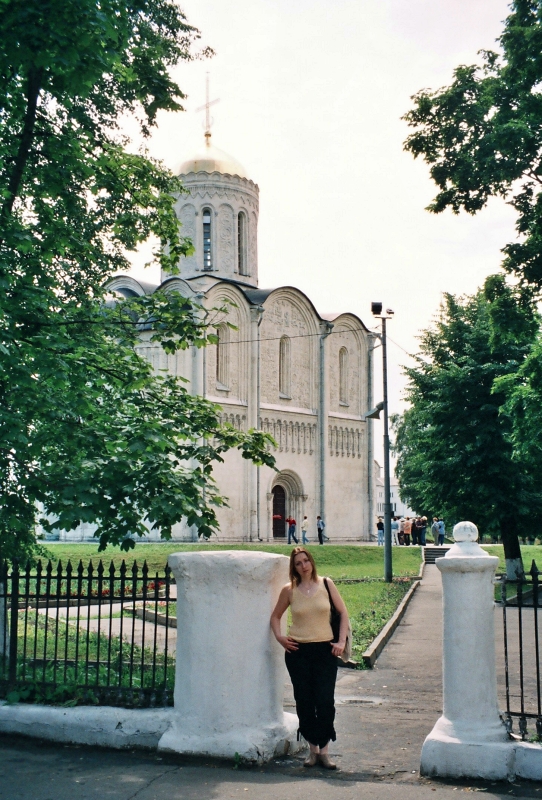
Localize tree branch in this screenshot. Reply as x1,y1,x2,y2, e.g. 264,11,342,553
1,66,44,220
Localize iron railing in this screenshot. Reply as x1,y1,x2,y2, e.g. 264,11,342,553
497,560,542,739
0,558,175,708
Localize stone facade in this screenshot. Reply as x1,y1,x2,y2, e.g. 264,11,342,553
59,138,374,543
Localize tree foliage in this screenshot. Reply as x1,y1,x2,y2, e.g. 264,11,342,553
393,279,541,570
0,0,274,559
403,0,542,288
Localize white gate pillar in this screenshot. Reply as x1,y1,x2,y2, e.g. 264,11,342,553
158,551,302,762
421,521,513,780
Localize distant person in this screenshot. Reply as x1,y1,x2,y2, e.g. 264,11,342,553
411,517,419,546
403,517,412,546
398,516,406,545
287,517,298,545
301,515,310,544
438,518,445,546
376,517,384,546
419,516,427,547
317,515,326,545
431,517,440,544
391,516,399,546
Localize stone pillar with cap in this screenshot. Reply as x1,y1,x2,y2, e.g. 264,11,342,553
420,521,514,780
158,550,302,762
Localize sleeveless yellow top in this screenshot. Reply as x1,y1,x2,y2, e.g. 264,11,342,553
288,578,333,643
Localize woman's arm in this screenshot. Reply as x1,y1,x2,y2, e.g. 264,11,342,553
270,585,299,652
326,578,349,657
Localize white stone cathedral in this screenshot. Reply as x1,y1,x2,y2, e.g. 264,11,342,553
64,133,375,543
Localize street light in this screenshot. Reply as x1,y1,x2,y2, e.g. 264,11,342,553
367,303,394,583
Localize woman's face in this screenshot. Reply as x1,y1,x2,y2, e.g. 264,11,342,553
294,552,313,580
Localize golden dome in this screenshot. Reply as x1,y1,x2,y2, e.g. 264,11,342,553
176,138,249,180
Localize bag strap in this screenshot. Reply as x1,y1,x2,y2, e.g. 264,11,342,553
323,577,336,612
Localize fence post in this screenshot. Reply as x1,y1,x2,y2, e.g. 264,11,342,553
158,551,304,762
8,559,19,685
420,521,514,781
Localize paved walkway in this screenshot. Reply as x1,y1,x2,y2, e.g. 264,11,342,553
1,566,540,799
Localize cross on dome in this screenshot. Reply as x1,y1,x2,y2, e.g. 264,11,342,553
196,73,220,145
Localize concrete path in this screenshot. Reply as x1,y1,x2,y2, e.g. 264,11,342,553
1,565,540,799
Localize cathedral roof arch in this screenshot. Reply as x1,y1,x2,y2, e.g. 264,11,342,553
324,312,371,348
106,275,158,297
159,276,200,298
258,285,325,337
204,280,252,327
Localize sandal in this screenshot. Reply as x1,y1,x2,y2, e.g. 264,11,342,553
318,754,337,770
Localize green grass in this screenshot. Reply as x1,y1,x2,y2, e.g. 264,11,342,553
339,579,412,665
42,543,422,580
481,544,542,575
0,611,175,707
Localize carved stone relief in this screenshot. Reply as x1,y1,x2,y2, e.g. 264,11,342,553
178,203,197,273
328,425,363,458
218,204,234,274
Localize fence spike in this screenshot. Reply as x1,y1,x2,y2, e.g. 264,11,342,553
530,559,540,578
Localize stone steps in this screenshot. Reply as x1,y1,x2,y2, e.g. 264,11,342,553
423,546,451,564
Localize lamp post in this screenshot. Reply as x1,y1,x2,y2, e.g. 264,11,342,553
366,302,394,583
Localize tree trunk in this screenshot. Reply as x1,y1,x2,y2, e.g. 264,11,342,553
500,516,524,580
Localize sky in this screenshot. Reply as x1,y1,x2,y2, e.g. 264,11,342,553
126,0,515,462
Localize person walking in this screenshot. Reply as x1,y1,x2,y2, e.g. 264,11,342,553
431,517,440,545
391,516,399,546
376,517,384,546
316,516,326,545
287,517,298,545
301,515,310,544
270,547,349,769
438,518,445,546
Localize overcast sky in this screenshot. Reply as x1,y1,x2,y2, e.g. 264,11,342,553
127,0,514,459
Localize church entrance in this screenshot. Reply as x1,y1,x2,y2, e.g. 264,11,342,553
272,485,286,539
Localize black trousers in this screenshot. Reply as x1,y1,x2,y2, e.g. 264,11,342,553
285,641,338,748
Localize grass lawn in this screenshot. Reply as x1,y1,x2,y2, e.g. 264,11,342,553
42,542,423,580
38,543,421,669
481,544,542,574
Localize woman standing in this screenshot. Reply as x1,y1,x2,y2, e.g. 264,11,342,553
270,547,349,769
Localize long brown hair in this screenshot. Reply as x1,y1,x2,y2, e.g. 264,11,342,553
289,547,318,586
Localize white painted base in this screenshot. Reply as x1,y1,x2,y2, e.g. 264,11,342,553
421,732,515,781
421,721,542,781
515,741,542,781
158,710,303,763
0,702,174,749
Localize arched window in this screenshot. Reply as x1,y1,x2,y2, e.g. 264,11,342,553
339,347,349,405
203,208,212,271
279,335,291,398
238,211,248,275
216,323,230,389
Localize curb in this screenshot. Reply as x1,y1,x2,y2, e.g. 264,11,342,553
361,562,425,668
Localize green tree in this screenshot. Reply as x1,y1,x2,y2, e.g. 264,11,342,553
393,279,541,577
403,0,542,289
0,0,274,560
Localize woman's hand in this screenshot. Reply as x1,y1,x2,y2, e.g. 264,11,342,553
330,640,346,658
277,635,299,652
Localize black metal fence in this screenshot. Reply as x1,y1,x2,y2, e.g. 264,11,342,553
497,559,542,739
0,558,175,708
